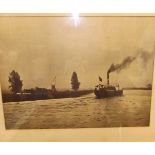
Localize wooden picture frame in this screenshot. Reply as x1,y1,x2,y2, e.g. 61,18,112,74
0,14,155,141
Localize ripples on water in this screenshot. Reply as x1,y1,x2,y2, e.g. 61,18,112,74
4,90,151,129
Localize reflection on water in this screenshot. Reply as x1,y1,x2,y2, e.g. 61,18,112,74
4,90,151,129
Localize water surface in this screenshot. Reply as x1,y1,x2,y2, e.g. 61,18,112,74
3,90,151,129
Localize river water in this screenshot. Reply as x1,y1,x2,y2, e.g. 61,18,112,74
3,90,151,129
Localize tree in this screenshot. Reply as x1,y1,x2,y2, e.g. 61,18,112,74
71,71,80,91
8,70,23,94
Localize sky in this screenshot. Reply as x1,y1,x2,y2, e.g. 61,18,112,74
0,16,155,91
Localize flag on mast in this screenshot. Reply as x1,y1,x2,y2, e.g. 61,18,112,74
99,76,102,82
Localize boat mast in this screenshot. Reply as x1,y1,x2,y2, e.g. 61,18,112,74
107,72,109,85
51,76,56,93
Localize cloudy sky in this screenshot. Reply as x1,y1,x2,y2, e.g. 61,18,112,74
0,16,155,91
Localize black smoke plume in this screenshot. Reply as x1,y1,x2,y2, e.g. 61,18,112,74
107,56,136,75
138,50,153,66
107,49,153,84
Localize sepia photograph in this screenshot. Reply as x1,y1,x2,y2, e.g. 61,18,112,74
0,15,154,129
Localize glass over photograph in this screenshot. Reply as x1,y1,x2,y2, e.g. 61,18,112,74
0,15,154,129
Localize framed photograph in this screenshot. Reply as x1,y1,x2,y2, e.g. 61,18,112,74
0,14,155,141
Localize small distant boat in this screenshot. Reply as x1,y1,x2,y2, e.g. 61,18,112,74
94,84,123,98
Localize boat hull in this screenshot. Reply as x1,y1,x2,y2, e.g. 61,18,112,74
94,89,123,98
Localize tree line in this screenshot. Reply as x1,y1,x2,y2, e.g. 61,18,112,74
8,70,80,94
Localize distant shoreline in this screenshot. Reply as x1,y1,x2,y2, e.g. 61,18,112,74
123,87,152,90
2,89,93,103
